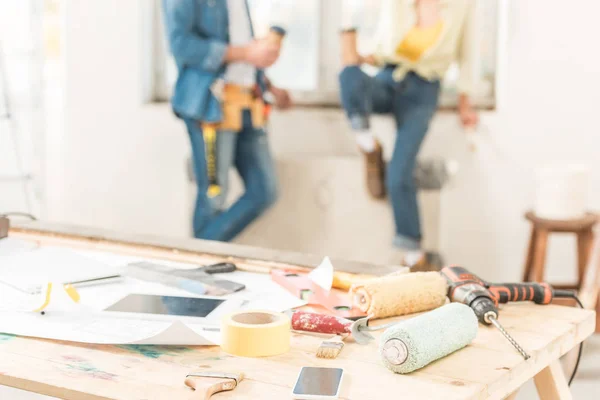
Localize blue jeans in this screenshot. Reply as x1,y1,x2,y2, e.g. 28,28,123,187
184,110,278,241
339,66,440,251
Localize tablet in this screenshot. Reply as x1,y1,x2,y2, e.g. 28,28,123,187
103,294,238,322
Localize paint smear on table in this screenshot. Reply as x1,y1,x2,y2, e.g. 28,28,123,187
200,356,224,361
0,334,15,343
118,344,192,359
62,355,87,363
62,356,117,381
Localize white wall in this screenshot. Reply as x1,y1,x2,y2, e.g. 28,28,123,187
50,0,600,282
0,0,44,216
55,1,190,237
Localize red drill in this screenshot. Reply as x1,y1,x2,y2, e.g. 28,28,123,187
441,266,577,360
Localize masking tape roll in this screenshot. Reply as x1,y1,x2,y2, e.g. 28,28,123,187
221,310,290,357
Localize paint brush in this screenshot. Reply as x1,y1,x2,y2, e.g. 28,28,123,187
316,335,345,359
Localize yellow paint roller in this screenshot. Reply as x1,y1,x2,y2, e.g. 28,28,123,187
350,272,448,319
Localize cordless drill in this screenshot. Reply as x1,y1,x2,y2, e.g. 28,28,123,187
440,266,577,360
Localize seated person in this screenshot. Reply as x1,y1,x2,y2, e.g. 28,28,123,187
338,0,479,267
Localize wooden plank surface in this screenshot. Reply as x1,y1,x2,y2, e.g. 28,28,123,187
9,221,398,277
0,303,595,400
505,392,519,400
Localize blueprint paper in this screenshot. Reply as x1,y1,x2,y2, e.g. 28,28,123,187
0,245,304,344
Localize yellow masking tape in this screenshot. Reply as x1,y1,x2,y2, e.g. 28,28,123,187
221,311,290,357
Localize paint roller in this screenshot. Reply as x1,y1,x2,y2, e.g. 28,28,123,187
380,303,478,374
289,302,478,371
350,271,448,319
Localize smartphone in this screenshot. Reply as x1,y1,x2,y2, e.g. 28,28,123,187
292,367,344,399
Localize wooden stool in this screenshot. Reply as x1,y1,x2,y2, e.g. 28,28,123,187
580,234,600,332
523,211,598,289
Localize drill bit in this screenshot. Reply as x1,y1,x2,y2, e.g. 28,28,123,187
488,315,530,360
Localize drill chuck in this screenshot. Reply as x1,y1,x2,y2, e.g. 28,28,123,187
470,297,498,325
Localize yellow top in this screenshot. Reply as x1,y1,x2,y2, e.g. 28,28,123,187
370,0,477,96
396,21,444,62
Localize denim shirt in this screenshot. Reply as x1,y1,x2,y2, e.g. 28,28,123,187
162,0,286,122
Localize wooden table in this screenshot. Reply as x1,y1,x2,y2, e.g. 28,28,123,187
0,222,597,399
0,303,595,400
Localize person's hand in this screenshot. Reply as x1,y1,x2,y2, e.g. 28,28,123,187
360,54,378,66
244,39,280,68
270,86,293,110
458,94,479,128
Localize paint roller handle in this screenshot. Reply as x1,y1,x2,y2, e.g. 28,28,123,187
464,126,477,152
185,372,243,400
200,262,237,274
289,311,353,335
488,282,554,305
464,126,476,135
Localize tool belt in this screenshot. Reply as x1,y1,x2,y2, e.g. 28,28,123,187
218,83,268,131
200,83,271,198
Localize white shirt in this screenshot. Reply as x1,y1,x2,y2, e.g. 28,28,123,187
225,0,256,87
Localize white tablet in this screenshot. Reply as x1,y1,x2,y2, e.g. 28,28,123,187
103,293,240,323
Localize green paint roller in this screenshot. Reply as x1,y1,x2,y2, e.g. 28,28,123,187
379,303,478,374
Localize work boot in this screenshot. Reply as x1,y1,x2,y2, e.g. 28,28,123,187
362,141,386,199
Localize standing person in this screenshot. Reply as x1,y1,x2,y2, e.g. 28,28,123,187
163,0,292,241
339,0,479,267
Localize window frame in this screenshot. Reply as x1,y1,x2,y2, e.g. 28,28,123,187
149,0,503,110
146,0,171,103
